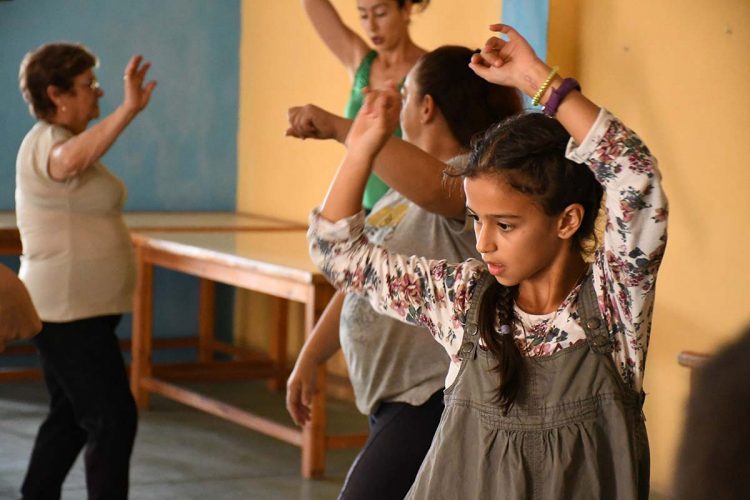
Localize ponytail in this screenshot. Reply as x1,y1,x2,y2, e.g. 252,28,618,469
478,282,524,414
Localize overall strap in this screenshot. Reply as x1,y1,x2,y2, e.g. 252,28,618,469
576,269,613,354
456,271,496,362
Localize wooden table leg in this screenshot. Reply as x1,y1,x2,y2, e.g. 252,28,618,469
131,248,154,410
267,297,289,392
301,284,334,479
198,279,216,363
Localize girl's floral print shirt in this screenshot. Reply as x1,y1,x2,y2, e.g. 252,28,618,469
308,109,668,393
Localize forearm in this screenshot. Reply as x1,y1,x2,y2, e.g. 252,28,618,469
520,61,600,144
373,137,465,217
320,150,373,221
334,118,464,217
50,104,137,179
296,291,344,366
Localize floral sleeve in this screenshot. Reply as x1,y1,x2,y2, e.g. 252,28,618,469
308,209,484,355
567,108,668,391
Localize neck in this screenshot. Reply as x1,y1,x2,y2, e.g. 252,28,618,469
377,39,423,66
419,123,464,162
516,249,588,315
49,113,84,135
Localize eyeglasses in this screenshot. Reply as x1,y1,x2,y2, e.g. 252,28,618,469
78,78,100,92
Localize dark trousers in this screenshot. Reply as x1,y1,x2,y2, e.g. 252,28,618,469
339,389,444,500
21,315,137,500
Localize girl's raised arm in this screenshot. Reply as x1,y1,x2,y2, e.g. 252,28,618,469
319,87,401,221
468,24,599,142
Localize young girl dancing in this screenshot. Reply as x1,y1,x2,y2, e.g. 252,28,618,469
308,24,667,499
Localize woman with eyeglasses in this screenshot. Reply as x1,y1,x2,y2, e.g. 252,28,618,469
302,0,429,211
15,42,155,500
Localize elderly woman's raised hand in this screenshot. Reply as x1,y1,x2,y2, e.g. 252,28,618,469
122,55,157,115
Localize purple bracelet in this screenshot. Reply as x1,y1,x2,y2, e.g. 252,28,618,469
542,77,581,117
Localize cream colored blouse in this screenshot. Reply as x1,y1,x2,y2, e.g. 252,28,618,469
15,121,134,322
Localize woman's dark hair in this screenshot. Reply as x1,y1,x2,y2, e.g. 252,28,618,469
456,113,604,413
19,42,97,119
414,45,523,149
398,0,430,11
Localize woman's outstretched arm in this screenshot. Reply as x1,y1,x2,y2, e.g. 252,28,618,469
287,104,465,218
301,0,371,74
48,55,156,180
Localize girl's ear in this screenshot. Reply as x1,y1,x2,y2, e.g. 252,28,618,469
421,93,436,124
557,203,584,240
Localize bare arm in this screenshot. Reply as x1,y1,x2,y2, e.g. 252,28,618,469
48,55,157,180
0,265,41,351
287,104,465,218
301,0,371,74
286,291,344,426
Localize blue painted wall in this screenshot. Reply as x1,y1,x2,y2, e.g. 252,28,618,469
0,0,239,210
0,0,240,364
502,0,550,109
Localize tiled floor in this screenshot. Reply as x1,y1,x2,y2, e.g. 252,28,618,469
0,379,674,499
0,380,366,500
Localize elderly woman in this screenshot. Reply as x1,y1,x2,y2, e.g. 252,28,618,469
16,43,155,500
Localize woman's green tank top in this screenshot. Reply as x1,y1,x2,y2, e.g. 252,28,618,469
343,50,403,211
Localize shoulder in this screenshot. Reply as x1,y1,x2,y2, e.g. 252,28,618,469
351,50,378,80
21,121,72,151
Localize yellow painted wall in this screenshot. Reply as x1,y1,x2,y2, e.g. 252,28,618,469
550,0,750,494
238,0,502,223
235,1,502,381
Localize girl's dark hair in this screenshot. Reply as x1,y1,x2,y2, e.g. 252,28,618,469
398,0,430,11
19,42,97,119
457,113,604,413
414,46,523,149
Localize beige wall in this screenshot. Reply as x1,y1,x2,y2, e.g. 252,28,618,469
238,0,750,494
550,0,750,493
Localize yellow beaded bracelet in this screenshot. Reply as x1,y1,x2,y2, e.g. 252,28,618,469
531,65,559,107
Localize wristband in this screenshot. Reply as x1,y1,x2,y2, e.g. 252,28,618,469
531,66,558,107
542,78,581,117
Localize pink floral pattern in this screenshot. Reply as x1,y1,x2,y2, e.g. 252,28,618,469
309,109,668,392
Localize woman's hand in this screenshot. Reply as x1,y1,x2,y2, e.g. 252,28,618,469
286,355,319,426
469,24,552,99
122,55,157,115
344,85,401,160
286,104,339,140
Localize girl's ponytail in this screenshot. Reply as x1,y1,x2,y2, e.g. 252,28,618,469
478,282,523,414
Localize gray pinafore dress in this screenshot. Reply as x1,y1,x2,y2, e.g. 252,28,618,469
406,271,650,499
